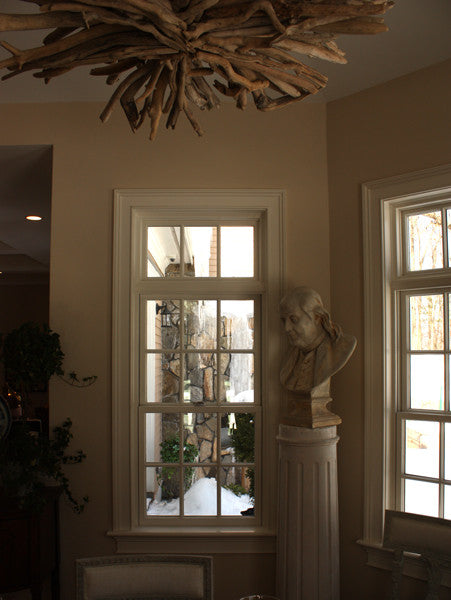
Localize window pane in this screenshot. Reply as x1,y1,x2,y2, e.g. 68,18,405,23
184,300,217,349
407,211,443,271
147,466,180,515
446,423,451,481
404,479,438,517
405,420,439,479
409,294,443,350
445,485,451,520
221,354,255,403
184,353,217,403
146,413,180,463
147,227,181,277
448,209,451,268
185,227,217,277
185,412,217,463
147,352,181,403
221,466,254,515
220,300,254,350
184,471,217,516
410,354,444,410
227,412,255,464
220,227,254,277
147,300,180,349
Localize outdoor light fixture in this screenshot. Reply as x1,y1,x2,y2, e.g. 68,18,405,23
26,215,42,221
0,0,393,140
156,302,172,327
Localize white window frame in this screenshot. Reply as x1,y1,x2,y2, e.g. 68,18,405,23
361,164,451,583
110,189,284,553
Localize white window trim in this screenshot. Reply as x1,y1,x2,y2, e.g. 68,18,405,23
361,164,451,583
110,189,285,553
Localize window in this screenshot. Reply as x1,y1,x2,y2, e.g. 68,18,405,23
362,165,451,562
112,190,284,549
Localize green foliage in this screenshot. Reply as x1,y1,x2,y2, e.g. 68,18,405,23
0,418,88,513
157,435,199,500
1,322,97,396
2,322,64,393
230,413,255,502
224,483,247,497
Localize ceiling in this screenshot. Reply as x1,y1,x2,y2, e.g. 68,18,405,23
0,0,450,103
0,0,450,285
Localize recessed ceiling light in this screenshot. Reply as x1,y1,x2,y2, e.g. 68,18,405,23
26,215,42,221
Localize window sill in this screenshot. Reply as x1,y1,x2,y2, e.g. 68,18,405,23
357,540,451,588
108,527,276,554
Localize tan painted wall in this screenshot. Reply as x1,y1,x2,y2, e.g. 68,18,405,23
327,59,451,599
0,99,329,599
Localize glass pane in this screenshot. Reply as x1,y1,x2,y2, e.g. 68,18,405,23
446,423,451,481
222,353,254,403
221,466,254,515
146,412,180,462
184,353,217,403
147,227,181,277
410,354,444,410
184,412,217,462
407,211,443,271
226,412,255,464
147,352,181,403
220,300,254,350
405,420,439,479
183,470,217,516
409,294,443,350
445,485,451,520
220,226,254,277
185,227,217,277
448,208,451,268
146,466,179,515
404,479,438,517
147,300,180,350
147,466,181,515
184,300,217,349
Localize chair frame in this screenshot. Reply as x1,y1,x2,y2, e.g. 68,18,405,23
76,554,213,600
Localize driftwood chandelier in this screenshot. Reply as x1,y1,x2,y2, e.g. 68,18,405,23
0,0,393,139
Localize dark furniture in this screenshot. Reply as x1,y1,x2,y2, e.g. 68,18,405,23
0,487,60,599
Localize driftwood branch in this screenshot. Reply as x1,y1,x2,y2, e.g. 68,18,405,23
0,0,393,139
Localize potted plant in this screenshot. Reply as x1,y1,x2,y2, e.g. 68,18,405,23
0,322,96,512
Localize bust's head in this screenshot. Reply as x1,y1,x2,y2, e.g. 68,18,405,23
280,287,338,352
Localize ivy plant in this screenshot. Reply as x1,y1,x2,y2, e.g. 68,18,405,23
0,418,88,513
157,435,198,500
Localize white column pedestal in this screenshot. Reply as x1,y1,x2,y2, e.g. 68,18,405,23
277,424,340,600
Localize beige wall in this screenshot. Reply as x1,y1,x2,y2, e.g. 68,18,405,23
327,59,451,599
0,99,329,598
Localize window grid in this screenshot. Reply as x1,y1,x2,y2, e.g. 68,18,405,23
396,203,451,520
140,222,261,523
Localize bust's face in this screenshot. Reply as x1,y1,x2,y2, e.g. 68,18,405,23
280,303,323,351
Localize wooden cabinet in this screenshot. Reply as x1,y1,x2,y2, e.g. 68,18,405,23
0,487,60,599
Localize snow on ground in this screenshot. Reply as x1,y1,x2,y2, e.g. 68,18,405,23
147,477,252,516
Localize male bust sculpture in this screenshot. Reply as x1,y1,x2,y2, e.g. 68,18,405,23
280,286,356,394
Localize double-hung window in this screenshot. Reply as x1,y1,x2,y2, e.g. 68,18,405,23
362,165,451,565
111,190,283,547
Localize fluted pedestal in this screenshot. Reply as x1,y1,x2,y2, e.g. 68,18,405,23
277,424,340,600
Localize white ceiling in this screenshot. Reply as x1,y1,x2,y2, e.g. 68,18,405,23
0,0,450,285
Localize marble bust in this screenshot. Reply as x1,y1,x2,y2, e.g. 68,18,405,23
280,286,356,394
